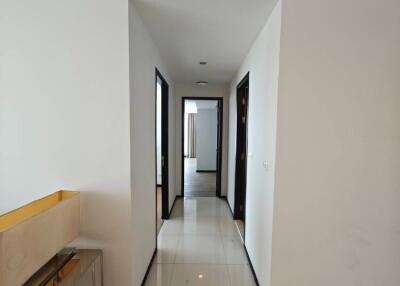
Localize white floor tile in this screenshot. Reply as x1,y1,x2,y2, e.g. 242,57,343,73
182,216,221,236
147,197,256,286
221,236,249,265
218,217,241,238
158,219,184,236
175,235,226,264
145,263,174,286
170,264,230,286
228,265,257,286
180,198,231,218
156,235,180,263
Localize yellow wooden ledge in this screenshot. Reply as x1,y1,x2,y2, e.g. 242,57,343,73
0,190,79,233
0,190,80,286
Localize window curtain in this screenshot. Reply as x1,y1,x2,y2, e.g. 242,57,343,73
187,113,197,158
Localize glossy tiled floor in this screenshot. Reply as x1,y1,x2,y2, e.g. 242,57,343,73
145,197,256,286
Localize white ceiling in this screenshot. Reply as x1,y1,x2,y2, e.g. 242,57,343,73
134,0,277,84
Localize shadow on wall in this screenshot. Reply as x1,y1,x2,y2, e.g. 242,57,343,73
69,189,132,282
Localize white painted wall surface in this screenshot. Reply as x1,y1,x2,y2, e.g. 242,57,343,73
227,2,281,285
175,84,229,196
196,108,218,171
271,1,400,285
129,3,176,285
0,0,132,284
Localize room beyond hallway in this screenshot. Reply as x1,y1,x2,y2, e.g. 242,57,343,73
146,197,256,286
184,158,216,197
183,98,221,197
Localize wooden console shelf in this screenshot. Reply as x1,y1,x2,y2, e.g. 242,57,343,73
0,191,80,286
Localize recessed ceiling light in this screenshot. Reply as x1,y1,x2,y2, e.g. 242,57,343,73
196,81,208,86
199,61,207,65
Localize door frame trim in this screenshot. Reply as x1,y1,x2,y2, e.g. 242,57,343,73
155,68,170,233
181,97,224,198
233,72,250,228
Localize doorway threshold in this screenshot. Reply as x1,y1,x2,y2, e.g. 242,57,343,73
234,219,245,244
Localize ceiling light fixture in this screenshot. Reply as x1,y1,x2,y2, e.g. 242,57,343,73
196,81,208,86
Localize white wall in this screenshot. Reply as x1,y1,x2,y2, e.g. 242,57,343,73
129,3,176,285
196,108,218,171
227,2,281,286
0,0,132,284
271,1,400,285
175,84,229,196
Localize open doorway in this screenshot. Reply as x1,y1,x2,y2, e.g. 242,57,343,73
181,97,223,197
155,68,169,237
234,73,249,241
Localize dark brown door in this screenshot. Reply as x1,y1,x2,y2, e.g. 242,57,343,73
216,99,223,197
156,69,169,220
161,77,169,219
234,74,249,221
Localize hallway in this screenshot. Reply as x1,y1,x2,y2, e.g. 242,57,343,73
3,0,399,284
145,197,256,285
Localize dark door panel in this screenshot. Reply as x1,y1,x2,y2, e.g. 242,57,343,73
234,73,249,229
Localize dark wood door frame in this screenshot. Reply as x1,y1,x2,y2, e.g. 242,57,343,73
216,99,223,198
181,97,224,198
155,68,169,223
234,73,249,228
